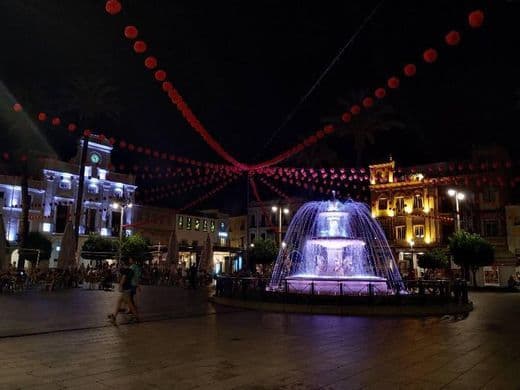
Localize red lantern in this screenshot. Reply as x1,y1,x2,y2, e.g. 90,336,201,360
51,117,61,126
137,146,143,153
119,140,127,149
83,129,91,137
13,103,23,112
67,123,77,132
423,48,438,64
387,76,400,89
144,56,157,69
445,30,461,46
2,152,9,160
323,125,335,135
362,97,374,108
374,88,386,99
128,144,135,151
105,0,122,15
145,148,151,155
133,41,147,54
341,112,352,123
403,64,416,77
162,81,173,92
350,105,361,115
468,10,484,28
98,134,106,142
38,112,47,121
316,130,325,139
109,137,116,145
308,135,318,144
154,70,167,81
124,25,138,39
20,154,28,162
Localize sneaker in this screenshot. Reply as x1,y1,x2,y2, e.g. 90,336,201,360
128,315,139,324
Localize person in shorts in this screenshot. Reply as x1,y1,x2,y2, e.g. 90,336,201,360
108,259,139,324
129,257,141,310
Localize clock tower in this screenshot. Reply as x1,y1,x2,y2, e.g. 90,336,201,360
73,135,113,172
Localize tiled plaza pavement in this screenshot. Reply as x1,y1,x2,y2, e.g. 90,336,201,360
1,289,520,389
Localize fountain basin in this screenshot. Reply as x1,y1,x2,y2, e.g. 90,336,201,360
284,275,389,295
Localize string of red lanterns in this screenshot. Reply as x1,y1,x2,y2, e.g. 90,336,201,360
257,176,291,201
178,176,240,211
245,9,485,171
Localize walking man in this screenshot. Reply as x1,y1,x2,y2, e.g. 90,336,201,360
129,257,141,311
108,259,139,324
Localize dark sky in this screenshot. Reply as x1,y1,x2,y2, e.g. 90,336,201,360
0,0,518,212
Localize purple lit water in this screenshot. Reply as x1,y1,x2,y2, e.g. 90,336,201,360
268,200,403,294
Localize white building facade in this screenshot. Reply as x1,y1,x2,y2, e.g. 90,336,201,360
0,136,136,268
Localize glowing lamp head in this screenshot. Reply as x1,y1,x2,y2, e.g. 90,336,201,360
271,206,278,213
457,193,465,201
111,202,120,209
250,243,255,248
281,242,287,248
408,239,415,247
283,208,289,215
447,189,456,197
404,205,412,214
127,203,133,208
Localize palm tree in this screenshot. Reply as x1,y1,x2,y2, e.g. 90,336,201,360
0,82,57,269
322,92,405,166
57,73,122,125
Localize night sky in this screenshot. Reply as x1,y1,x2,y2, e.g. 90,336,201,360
0,0,518,212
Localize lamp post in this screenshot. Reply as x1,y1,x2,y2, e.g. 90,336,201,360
271,206,289,246
447,189,465,232
408,239,415,273
111,202,132,262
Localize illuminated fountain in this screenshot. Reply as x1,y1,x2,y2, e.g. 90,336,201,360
268,197,403,295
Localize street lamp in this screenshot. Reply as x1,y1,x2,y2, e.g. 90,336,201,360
447,189,465,232
111,202,133,262
408,239,415,274
271,206,289,246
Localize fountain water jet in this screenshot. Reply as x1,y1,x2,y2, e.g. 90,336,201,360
268,199,403,295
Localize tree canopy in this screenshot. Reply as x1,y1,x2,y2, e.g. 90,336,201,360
81,234,118,261
248,238,278,265
17,232,52,262
449,230,494,285
417,248,449,271
121,234,152,263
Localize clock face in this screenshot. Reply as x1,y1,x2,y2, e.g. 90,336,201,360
90,153,101,164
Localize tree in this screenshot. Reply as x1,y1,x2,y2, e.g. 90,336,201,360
449,231,495,286
20,232,52,264
121,234,152,263
322,95,405,166
81,234,119,263
417,248,449,276
248,239,279,266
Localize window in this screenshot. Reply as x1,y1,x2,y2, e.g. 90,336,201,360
177,216,183,229
395,226,406,240
250,215,256,227
210,221,215,232
86,209,97,234
413,195,423,210
414,225,425,238
203,220,208,232
250,233,256,242
87,184,98,194
0,191,4,200
378,198,388,210
194,218,200,231
483,220,499,237
42,222,52,233
483,189,497,203
59,180,71,190
260,215,266,227
55,205,69,233
111,211,121,237
186,217,192,230
261,233,266,240
114,188,123,198
395,197,405,213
